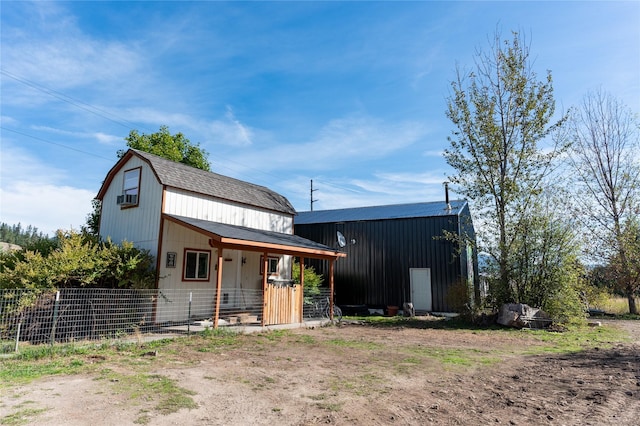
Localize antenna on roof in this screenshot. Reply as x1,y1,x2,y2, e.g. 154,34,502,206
444,182,452,211
310,179,318,211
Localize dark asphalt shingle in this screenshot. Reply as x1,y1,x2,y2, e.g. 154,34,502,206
132,149,296,215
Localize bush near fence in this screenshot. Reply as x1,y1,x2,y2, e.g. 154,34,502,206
0,289,157,345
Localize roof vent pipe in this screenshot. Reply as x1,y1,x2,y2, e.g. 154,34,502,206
444,182,452,211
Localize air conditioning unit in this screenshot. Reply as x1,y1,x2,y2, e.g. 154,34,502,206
116,194,138,206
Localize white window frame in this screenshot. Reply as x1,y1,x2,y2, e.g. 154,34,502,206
260,255,279,275
183,249,211,281
121,167,141,207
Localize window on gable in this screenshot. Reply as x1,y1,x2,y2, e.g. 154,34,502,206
119,167,140,207
184,249,210,281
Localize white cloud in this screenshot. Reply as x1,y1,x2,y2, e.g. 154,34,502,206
0,115,18,126
2,4,142,91
92,132,122,146
113,106,256,148
280,169,452,213
0,147,94,235
29,126,123,146
230,115,427,174
0,183,94,236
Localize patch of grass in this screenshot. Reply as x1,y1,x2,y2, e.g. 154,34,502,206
184,332,240,354
402,356,422,364
260,329,290,341
293,334,316,344
410,348,474,367
325,338,381,351
402,346,499,369
617,313,640,320
316,402,343,412
520,324,629,354
133,412,151,425
95,370,197,415
0,407,48,425
306,393,327,401
356,315,468,330
591,296,639,315
0,358,81,385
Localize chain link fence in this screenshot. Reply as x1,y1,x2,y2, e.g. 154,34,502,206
0,287,333,353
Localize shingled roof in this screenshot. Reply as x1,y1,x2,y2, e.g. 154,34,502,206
97,149,296,215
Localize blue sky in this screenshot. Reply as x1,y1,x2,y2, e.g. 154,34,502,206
1,1,639,236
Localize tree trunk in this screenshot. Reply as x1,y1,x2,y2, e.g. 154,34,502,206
628,293,638,315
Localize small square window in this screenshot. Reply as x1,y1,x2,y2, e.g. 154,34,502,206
260,256,279,275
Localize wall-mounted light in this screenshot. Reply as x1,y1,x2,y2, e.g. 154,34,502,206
241,257,247,265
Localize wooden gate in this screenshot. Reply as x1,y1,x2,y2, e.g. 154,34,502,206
263,282,302,325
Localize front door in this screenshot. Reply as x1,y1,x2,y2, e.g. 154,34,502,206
410,268,432,312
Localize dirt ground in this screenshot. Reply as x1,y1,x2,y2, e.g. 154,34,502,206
1,318,639,425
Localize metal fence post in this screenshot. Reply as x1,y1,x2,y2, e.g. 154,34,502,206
188,291,192,335
14,322,21,353
50,291,60,346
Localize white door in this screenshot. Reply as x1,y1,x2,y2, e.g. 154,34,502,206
410,268,432,312
220,251,240,307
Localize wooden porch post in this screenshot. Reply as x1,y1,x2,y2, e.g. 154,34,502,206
299,257,305,323
213,248,223,329
329,259,335,321
261,252,269,327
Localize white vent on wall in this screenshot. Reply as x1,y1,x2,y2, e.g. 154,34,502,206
116,194,138,206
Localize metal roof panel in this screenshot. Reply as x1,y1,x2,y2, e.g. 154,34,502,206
295,201,467,225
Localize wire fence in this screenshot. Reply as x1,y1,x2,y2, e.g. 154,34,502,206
0,287,333,353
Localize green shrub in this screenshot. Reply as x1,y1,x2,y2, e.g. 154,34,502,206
0,230,155,290
292,261,323,301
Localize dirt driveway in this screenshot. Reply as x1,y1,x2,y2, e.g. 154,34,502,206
2,319,639,425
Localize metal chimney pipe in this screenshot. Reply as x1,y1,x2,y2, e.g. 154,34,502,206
444,182,452,210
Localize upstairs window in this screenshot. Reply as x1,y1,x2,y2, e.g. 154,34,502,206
184,249,210,281
118,167,140,207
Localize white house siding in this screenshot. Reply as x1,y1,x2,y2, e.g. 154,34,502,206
155,220,291,323
163,188,294,234
156,220,216,322
99,157,163,258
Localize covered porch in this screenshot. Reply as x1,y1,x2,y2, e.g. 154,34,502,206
161,214,346,327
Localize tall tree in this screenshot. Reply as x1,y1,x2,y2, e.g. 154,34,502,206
567,90,640,314
118,125,211,171
444,30,568,308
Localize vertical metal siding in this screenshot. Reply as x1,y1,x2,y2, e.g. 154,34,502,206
295,213,473,312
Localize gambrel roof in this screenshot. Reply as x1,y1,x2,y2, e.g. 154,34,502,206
96,149,296,215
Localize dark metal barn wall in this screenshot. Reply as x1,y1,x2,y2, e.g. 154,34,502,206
295,215,464,311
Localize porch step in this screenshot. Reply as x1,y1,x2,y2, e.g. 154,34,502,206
238,313,258,324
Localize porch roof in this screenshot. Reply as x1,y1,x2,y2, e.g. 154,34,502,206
164,214,346,260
